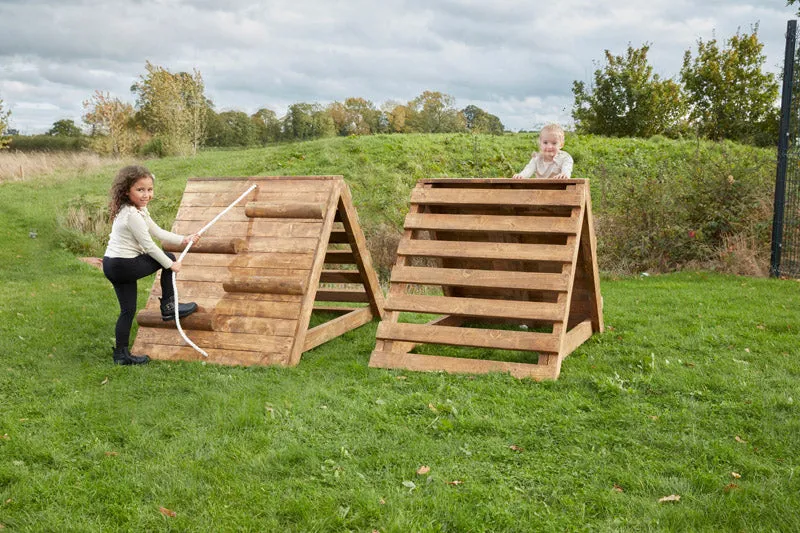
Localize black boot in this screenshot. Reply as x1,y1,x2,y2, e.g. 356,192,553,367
160,296,198,321
113,346,150,365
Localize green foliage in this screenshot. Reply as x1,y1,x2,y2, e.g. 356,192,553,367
572,44,686,138
462,104,504,134
407,91,465,133
0,97,11,149
282,102,336,141
680,27,779,146
82,91,140,156
47,119,83,137
7,134,89,152
251,107,282,144
205,110,258,147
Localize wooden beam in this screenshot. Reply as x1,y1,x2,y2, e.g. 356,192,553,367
397,239,574,262
163,237,245,254
404,213,580,235
390,266,569,291
223,276,306,295
411,188,583,207
368,350,559,380
385,294,564,321
245,202,325,219
376,322,560,352
302,307,374,352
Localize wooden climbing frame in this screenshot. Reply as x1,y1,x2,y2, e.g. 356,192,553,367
369,178,603,380
132,176,385,366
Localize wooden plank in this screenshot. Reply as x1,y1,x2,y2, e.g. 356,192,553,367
390,266,569,291
368,350,558,380
210,315,297,335
180,253,314,270
185,179,335,194
245,202,325,219
174,220,323,239
135,328,293,354
376,322,560,352
319,269,364,283
385,294,563,321
176,205,250,223
170,266,310,283
163,237,245,255
397,239,574,262
136,310,213,330
302,307,374,352
562,319,593,356
328,230,350,243
404,213,580,234
312,306,361,314
246,237,318,254
134,342,290,366
411,188,583,207
223,276,306,295
324,250,356,264
315,288,370,303
215,299,302,319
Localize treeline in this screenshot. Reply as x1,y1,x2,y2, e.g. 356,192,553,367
572,27,780,147
4,62,503,157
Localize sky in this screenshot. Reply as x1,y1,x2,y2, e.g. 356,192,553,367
0,0,796,135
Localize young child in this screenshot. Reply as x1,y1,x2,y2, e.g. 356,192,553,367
102,165,200,365
512,123,574,179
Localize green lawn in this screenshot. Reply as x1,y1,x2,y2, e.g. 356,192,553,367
1,143,799,531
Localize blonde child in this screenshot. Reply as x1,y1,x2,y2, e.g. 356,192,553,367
512,123,573,179
102,165,200,365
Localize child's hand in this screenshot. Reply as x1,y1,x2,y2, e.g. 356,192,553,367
512,173,524,179
551,173,569,179
170,260,183,273
182,233,201,245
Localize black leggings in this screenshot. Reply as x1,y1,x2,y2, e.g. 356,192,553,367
103,252,176,349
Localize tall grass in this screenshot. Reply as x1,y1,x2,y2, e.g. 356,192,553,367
0,150,122,184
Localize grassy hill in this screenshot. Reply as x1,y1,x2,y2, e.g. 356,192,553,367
9,132,776,278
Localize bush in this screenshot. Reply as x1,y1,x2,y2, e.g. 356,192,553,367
8,135,89,152
55,196,111,257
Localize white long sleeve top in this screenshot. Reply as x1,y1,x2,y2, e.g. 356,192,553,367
518,151,574,179
104,204,184,268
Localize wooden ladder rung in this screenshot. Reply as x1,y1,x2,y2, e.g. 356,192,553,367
315,288,370,303
404,213,580,234
163,238,245,254
376,321,559,352
320,269,364,283
385,294,563,322
245,202,325,219
397,239,574,262
390,266,569,291
410,188,583,207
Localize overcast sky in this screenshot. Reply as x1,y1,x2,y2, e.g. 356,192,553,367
0,0,795,134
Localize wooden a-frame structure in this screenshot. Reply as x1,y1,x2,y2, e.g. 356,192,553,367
132,176,385,366
369,178,603,380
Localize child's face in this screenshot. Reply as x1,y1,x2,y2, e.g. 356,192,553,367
127,176,154,209
539,132,562,160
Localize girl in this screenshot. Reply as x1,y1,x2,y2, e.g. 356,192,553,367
512,123,574,179
102,165,200,365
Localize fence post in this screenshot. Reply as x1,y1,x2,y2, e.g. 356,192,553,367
771,20,797,277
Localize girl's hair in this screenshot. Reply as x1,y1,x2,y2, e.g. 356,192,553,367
108,165,154,220
540,123,565,146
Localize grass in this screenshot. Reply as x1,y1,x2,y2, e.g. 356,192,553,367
1,139,799,531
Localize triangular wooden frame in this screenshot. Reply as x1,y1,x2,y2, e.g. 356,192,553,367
132,176,385,366
369,178,603,380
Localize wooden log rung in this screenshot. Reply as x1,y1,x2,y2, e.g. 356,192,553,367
223,276,306,295
136,310,214,330
245,202,325,219
163,237,245,255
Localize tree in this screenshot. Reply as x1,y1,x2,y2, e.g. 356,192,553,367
328,97,382,136
462,105,504,134
131,61,210,155
282,103,335,141
680,27,779,145
82,91,139,155
47,119,82,137
251,107,282,144
572,44,686,137
205,110,257,147
406,91,466,133
0,97,10,149
382,100,411,133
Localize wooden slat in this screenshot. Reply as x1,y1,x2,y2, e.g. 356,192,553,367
136,310,213,330
397,239,574,262
368,351,558,380
223,276,306,295
246,237,318,253
319,269,364,283
171,266,309,283
328,230,350,243
135,328,293,353
134,343,289,366
562,320,593,356
215,299,302,319
185,179,335,194
385,294,563,322
324,250,356,264
315,289,370,303
176,205,250,223
180,253,315,270
376,322,559,352
411,188,583,207
302,307,374,352
404,213,580,234
390,266,569,291
245,202,325,219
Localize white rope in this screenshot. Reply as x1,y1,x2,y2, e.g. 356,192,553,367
170,184,258,357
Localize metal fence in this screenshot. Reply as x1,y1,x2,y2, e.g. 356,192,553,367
772,19,800,278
